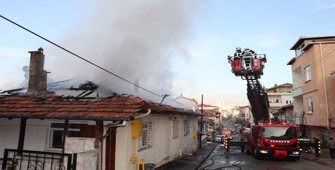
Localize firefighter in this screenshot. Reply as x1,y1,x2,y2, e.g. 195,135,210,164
242,48,255,70
234,47,242,59
327,137,335,159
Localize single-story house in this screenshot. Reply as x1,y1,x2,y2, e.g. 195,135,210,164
0,49,200,170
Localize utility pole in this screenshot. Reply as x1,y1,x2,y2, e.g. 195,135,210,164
199,95,204,148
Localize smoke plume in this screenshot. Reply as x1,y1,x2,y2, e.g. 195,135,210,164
47,0,201,102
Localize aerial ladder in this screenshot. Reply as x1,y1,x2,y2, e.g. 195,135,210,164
227,48,300,160
227,47,269,124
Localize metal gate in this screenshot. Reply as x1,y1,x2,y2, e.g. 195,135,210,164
1,149,77,170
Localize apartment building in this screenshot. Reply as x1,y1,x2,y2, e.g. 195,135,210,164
264,83,293,121
288,36,335,141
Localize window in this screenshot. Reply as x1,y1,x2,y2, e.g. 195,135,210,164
141,122,152,149
305,65,311,81
296,43,305,57
262,126,297,140
307,97,313,114
49,122,86,149
172,119,179,139
184,120,190,136
322,130,329,141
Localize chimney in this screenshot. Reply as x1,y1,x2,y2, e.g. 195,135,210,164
27,48,47,95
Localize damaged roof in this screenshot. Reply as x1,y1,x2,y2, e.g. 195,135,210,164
0,93,199,121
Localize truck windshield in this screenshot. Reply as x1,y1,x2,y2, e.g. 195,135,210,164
262,126,297,140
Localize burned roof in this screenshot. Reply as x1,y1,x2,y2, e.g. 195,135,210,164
0,93,199,121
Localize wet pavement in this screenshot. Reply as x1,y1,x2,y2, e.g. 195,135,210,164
300,149,335,168
156,142,217,170
157,142,335,170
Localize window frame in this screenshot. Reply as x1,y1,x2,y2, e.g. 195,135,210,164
307,97,313,114
140,121,153,150
172,119,179,139
296,43,305,57
184,120,190,136
48,121,87,149
305,65,311,82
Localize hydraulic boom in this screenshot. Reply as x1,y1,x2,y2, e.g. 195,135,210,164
228,47,269,123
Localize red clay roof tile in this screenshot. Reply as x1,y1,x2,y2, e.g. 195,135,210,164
0,94,198,120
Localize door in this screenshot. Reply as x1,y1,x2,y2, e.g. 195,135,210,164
105,127,116,170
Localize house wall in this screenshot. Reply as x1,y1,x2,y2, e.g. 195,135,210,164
299,44,335,127
1,114,198,170
316,44,335,129
115,114,198,170
0,118,78,169
0,118,21,155
0,119,51,154
291,41,335,139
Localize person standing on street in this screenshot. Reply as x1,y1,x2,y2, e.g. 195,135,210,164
327,137,335,159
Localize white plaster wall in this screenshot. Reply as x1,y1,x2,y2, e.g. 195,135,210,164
0,119,51,154
181,117,197,155
136,115,171,167
115,123,133,170
0,118,21,155
281,94,293,105
24,119,49,151
115,114,198,170
65,138,97,170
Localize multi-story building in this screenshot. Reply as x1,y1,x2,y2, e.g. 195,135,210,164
174,94,198,111
288,35,335,141
264,83,293,121
238,105,251,121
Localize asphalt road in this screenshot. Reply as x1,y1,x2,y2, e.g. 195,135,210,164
198,145,333,170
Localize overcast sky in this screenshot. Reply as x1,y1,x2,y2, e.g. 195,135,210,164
1,0,335,109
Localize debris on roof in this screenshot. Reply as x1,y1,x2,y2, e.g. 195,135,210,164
0,94,199,121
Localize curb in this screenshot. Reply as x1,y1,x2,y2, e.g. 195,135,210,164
194,143,218,170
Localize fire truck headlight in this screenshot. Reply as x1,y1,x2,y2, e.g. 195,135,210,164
292,151,300,155
259,150,268,154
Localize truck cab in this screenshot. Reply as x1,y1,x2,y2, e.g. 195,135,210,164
246,123,300,160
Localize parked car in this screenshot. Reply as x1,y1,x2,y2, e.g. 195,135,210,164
215,135,224,142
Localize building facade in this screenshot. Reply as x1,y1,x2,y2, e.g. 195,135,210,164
264,83,293,121
288,36,335,142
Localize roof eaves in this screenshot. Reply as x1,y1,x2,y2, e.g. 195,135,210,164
290,35,335,50
287,57,296,65
0,115,132,121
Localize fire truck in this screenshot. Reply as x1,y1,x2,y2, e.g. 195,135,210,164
228,48,300,160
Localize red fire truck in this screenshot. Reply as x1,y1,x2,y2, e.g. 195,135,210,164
245,123,300,160
220,129,233,139
228,48,300,160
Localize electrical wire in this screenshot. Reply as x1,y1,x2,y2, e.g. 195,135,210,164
0,14,163,98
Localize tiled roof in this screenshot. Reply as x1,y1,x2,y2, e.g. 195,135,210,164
196,104,218,108
0,94,198,121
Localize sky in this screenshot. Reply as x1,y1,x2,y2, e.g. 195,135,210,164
1,0,335,109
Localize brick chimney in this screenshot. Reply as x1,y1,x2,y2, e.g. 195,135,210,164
27,48,47,95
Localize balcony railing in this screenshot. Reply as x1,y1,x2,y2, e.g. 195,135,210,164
1,149,77,170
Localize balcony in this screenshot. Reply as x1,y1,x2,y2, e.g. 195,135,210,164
292,87,302,97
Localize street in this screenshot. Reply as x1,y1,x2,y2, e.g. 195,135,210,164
198,145,333,170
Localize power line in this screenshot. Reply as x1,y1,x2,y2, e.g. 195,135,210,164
0,14,164,98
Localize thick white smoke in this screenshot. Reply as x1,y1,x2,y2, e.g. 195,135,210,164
47,0,201,103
